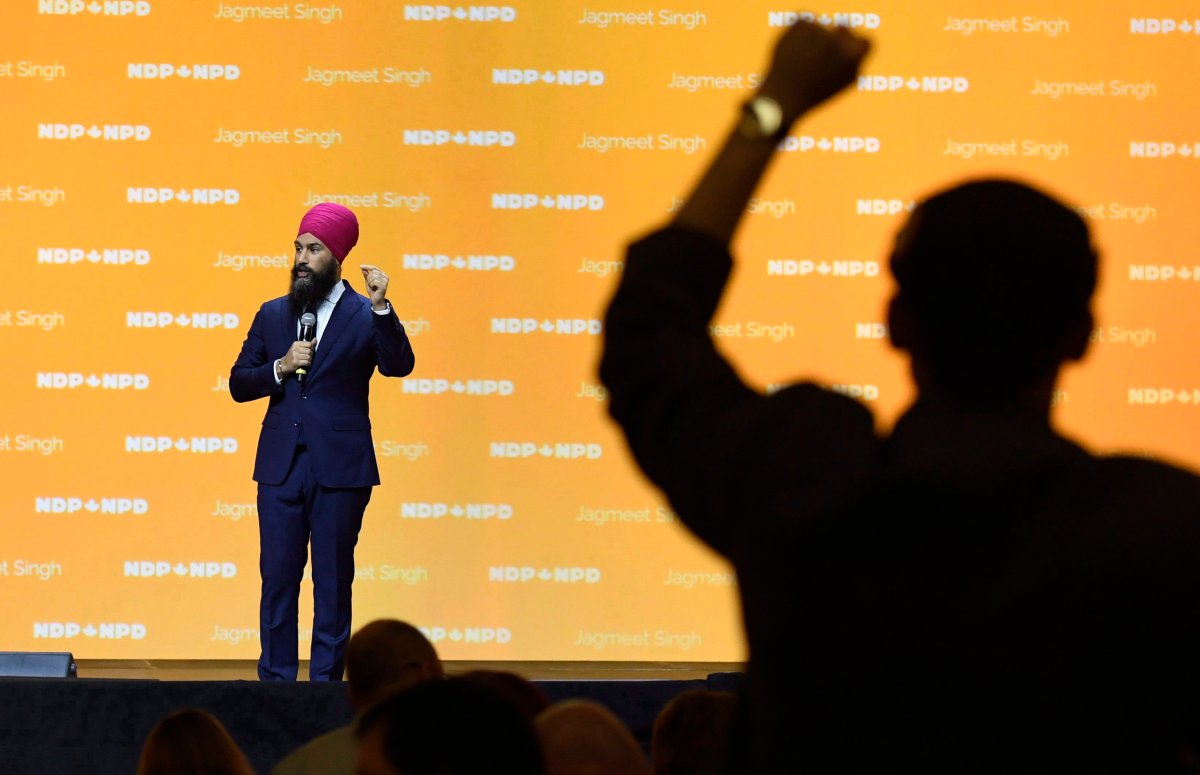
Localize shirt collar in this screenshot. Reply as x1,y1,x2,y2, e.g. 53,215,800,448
318,279,345,309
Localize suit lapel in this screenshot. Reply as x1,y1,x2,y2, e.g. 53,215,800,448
276,298,296,356
308,280,356,380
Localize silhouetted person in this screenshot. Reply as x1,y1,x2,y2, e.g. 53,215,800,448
137,708,255,775
458,669,551,722
535,700,652,775
355,677,544,775
600,19,1200,774
271,619,442,775
651,690,736,775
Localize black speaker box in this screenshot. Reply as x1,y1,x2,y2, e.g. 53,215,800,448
0,651,77,677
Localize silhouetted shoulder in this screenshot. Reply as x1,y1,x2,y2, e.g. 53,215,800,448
1088,454,1200,529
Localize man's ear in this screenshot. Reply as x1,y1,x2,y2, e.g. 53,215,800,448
887,295,911,352
1062,308,1093,362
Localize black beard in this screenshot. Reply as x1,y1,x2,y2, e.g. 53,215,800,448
288,260,339,313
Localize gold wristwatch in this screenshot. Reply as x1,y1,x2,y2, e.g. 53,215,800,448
738,95,785,141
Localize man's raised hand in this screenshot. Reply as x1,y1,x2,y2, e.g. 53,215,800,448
759,19,870,124
360,264,390,311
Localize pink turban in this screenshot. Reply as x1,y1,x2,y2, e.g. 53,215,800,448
297,203,359,263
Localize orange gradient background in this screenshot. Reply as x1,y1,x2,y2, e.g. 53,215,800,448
2,1,1199,659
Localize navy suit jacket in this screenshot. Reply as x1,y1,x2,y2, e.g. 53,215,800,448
230,280,415,488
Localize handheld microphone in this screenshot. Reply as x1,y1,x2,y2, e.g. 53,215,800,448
296,312,316,383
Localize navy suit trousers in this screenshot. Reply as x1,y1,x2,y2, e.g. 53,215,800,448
256,446,371,681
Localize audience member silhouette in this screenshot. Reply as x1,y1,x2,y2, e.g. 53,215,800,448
600,18,1200,774
535,699,652,775
355,677,544,775
651,690,736,775
136,708,255,775
458,668,552,722
271,619,442,775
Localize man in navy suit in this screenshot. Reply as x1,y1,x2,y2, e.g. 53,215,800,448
230,203,415,681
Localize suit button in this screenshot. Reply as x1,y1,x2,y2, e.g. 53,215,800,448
293,421,300,427
301,394,308,399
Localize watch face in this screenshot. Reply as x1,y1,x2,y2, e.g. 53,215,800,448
752,97,783,135
740,97,782,139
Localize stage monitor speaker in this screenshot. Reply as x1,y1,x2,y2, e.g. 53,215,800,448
0,651,77,678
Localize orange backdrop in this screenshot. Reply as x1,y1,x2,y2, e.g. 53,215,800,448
3,1,1199,660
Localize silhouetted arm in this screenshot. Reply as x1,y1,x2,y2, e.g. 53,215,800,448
601,22,874,555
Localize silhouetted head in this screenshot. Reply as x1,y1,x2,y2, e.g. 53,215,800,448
136,708,254,775
888,179,1097,406
346,619,443,710
651,689,737,775
535,699,652,775
355,677,544,775
459,669,552,722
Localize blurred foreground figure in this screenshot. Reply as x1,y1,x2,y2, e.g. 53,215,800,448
535,699,651,775
137,708,254,775
271,619,442,775
355,677,544,775
601,19,1200,774
651,690,736,775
